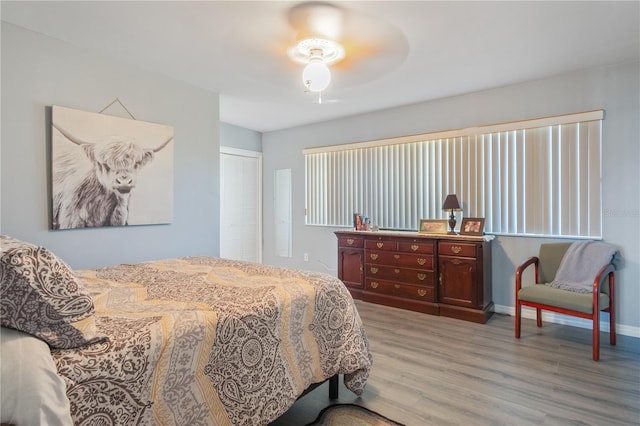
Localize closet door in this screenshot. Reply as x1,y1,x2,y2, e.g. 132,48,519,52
220,147,262,263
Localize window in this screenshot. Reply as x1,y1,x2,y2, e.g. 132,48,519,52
304,110,603,238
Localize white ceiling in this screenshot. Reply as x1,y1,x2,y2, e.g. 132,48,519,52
2,1,639,132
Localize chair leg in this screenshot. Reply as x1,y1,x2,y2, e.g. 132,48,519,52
536,308,542,327
609,274,616,346
515,301,521,338
592,310,600,361
610,310,616,346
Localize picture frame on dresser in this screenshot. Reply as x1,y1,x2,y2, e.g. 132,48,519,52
418,219,448,234
460,217,485,236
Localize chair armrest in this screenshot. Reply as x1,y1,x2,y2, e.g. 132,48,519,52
515,256,538,291
592,263,615,292
592,263,615,311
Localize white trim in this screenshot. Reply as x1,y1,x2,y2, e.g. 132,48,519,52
494,304,640,338
220,146,263,158
303,110,604,154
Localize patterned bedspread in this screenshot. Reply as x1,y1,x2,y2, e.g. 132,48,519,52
50,257,372,425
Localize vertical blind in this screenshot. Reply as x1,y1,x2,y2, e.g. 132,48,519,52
304,111,603,238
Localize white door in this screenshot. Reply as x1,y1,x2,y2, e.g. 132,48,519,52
220,147,262,263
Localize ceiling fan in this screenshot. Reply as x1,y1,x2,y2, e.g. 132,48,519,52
283,2,408,104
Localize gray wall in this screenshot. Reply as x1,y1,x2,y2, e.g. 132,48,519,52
220,122,262,152
262,61,640,334
1,23,221,269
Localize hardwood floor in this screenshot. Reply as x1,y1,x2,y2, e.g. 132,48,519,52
271,300,640,426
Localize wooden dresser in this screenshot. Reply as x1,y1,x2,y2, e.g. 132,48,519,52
336,230,494,323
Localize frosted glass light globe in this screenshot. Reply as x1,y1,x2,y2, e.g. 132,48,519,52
302,61,331,92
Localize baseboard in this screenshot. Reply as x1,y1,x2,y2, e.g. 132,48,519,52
494,304,640,338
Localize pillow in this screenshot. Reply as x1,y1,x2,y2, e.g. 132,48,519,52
0,235,104,348
1,326,73,426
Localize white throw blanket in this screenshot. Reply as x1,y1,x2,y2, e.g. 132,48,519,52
548,241,619,293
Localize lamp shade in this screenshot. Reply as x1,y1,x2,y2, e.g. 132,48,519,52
442,194,461,210
302,60,331,92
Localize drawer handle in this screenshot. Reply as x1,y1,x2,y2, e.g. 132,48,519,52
370,253,379,260
347,238,354,245
376,242,384,248
370,267,378,274
451,246,462,254
394,269,400,274
394,254,400,259
411,244,419,251
417,258,426,266
418,289,427,297
394,284,400,289
417,273,426,281
371,281,379,288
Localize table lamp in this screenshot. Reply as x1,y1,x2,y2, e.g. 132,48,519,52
442,194,462,234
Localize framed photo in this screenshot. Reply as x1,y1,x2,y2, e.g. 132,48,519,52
353,213,370,231
353,213,363,230
460,217,485,236
418,219,448,234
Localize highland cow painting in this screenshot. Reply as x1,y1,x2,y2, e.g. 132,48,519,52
51,105,174,229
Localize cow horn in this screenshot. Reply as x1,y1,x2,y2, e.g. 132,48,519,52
53,123,92,146
153,136,174,153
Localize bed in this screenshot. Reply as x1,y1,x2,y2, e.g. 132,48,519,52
0,236,372,426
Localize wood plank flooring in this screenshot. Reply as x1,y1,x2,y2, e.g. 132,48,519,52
271,300,640,426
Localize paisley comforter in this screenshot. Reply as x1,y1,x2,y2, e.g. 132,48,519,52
50,257,372,425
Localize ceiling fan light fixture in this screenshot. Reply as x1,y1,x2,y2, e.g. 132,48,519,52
288,38,344,95
287,38,345,65
302,57,331,92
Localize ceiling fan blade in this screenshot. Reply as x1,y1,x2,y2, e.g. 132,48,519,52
225,2,409,93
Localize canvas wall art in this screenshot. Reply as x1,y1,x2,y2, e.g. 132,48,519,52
51,105,174,229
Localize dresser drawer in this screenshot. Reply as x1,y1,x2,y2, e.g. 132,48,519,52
398,241,435,254
364,239,398,251
366,279,435,302
338,236,364,248
439,241,477,258
366,251,434,270
366,265,434,285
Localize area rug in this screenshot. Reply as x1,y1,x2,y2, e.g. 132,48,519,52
305,404,404,426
